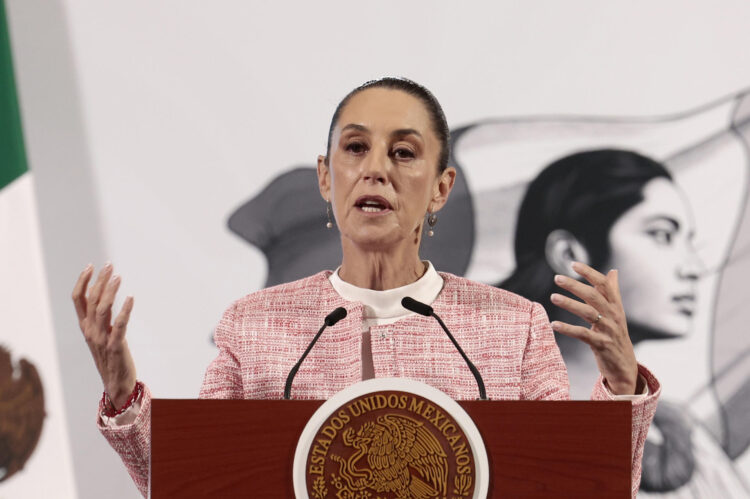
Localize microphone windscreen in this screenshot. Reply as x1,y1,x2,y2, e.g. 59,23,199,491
401,297,433,317
324,307,347,326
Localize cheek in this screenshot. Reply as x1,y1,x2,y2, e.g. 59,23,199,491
608,238,645,277
619,273,662,315
400,174,435,207
329,168,356,198
608,234,693,335
610,243,680,326
608,239,663,306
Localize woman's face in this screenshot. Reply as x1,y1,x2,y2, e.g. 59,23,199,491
318,88,455,251
607,177,702,338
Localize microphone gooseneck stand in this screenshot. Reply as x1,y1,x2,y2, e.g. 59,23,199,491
402,296,488,400
283,307,347,400
284,299,487,401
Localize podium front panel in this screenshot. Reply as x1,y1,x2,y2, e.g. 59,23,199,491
151,399,630,498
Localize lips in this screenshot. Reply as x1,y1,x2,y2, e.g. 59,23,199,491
673,294,696,316
354,195,393,213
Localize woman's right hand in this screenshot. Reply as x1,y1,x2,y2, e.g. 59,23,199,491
72,263,137,410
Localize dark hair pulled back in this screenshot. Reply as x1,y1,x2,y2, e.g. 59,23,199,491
500,149,672,317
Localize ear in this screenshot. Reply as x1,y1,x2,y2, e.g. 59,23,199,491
428,166,457,212
545,229,590,278
317,155,331,201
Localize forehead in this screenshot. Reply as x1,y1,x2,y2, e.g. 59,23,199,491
620,177,693,227
335,87,433,136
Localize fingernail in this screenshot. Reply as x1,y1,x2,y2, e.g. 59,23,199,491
112,274,121,283
554,275,564,284
550,293,561,303
104,261,113,270
551,321,561,331
571,261,581,271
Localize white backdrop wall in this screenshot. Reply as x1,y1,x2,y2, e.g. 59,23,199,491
5,1,750,497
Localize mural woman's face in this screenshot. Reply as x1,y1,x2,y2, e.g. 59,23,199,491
607,178,701,338
318,87,453,251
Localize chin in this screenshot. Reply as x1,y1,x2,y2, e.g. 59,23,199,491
346,231,399,250
348,223,407,244
628,316,691,342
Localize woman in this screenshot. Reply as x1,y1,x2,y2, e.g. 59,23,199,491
500,150,699,394
71,78,659,497
500,149,748,497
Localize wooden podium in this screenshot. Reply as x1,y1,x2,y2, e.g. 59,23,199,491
151,399,631,498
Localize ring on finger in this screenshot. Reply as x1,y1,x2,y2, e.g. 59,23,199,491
592,313,602,325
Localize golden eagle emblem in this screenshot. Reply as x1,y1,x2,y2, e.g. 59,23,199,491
329,414,449,498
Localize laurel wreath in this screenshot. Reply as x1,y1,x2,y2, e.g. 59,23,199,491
311,476,328,498
453,473,472,496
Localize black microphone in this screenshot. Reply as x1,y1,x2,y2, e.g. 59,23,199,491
401,297,488,400
283,307,347,400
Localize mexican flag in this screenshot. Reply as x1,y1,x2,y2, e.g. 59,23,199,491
0,0,77,496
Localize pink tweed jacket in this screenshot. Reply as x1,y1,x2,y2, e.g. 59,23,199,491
99,271,660,498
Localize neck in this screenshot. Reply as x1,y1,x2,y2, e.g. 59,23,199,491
627,323,679,345
338,237,426,290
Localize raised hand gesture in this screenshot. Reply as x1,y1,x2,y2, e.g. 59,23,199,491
550,262,641,395
71,263,137,409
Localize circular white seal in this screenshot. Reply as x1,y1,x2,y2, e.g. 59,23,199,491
293,377,490,498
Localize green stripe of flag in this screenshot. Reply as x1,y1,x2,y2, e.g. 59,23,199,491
0,0,28,190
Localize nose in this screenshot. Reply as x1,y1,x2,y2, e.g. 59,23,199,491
677,250,704,281
361,145,390,185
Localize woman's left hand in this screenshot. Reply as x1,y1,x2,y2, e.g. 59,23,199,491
550,261,641,395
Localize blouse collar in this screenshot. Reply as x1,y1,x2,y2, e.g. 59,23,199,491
329,261,443,320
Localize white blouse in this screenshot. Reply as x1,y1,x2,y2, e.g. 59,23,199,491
329,261,443,380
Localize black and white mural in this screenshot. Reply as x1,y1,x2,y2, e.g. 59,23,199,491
229,89,750,497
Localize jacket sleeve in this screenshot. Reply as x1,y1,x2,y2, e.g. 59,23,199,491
96,301,243,497
592,364,661,498
520,301,661,499
96,384,152,497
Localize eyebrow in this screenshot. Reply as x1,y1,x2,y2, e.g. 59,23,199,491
340,124,423,140
644,215,680,230
341,124,369,134
392,128,423,140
